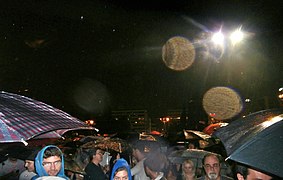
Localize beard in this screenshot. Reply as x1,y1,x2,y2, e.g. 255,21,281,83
207,172,218,180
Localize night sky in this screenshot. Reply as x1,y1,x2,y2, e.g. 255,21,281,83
0,0,282,120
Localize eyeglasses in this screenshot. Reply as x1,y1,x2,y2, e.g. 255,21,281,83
204,163,220,169
96,151,104,156
42,160,62,168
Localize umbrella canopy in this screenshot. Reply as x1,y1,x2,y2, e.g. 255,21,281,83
0,91,94,144
214,108,283,178
168,149,231,176
33,131,63,139
168,149,220,167
183,130,212,140
176,130,215,149
64,158,86,175
81,137,130,153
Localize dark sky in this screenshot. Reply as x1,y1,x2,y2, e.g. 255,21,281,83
0,0,282,119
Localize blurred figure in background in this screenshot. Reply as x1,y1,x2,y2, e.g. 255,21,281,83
144,152,168,180
131,140,150,180
0,153,25,179
187,141,199,150
19,148,39,180
235,163,276,180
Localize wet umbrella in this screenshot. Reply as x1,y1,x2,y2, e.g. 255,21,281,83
64,158,86,175
168,149,220,168
214,108,283,178
81,137,130,153
176,130,215,149
79,135,102,143
183,130,213,141
168,149,230,175
0,91,94,144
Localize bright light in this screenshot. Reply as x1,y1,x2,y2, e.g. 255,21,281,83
262,115,283,127
85,119,95,126
279,87,283,99
212,31,224,45
245,98,251,103
230,28,244,46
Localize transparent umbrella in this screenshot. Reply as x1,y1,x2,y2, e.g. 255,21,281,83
168,149,220,168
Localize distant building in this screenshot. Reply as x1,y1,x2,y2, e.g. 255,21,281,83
111,110,149,133
167,109,183,120
161,109,206,132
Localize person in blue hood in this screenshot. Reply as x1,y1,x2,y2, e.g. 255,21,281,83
110,158,132,180
32,145,68,180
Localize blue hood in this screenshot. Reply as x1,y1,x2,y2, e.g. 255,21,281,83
110,158,132,180
33,145,68,179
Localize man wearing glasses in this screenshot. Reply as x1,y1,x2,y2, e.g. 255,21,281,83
197,153,233,180
83,147,107,180
32,145,68,179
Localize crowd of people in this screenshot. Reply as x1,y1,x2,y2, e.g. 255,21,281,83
0,137,279,180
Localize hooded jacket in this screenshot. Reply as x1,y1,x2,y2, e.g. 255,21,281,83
32,145,68,180
110,158,132,180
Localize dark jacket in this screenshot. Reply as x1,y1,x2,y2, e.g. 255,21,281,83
84,162,107,180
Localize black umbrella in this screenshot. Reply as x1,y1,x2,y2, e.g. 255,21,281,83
214,108,283,178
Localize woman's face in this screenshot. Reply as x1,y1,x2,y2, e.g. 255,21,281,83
183,162,194,175
114,169,128,180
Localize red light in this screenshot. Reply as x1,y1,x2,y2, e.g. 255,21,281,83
209,113,216,117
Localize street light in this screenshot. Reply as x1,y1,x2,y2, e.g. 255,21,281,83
195,25,251,63
279,88,283,106
211,26,245,47
212,30,224,46
230,27,244,46
160,116,170,132
85,119,96,126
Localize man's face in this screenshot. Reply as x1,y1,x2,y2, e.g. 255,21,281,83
94,149,104,163
132,149,139,159
25,160,35,172
246,168,272,180
203,155,220,180
42,155,62,176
